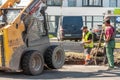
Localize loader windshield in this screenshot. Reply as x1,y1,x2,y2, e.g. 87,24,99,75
6,9,21,23
0,8,21,24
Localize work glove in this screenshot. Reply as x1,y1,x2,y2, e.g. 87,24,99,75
103,42,107,47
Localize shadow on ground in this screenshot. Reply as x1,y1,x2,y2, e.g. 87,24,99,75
0,67,120,79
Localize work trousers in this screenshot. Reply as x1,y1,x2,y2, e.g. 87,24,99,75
84,47,92,62
106,40,115,68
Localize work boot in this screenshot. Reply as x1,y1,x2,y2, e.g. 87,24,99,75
84,60,90,65
107,67,114,71
106,66,119,71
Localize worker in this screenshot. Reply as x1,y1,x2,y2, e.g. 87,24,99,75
81,26,94,65
104,19,115,70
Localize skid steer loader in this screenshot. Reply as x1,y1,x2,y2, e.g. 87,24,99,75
0,0,65,75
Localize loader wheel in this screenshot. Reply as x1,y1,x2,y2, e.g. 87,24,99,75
44,45,65,69
21,51,44,75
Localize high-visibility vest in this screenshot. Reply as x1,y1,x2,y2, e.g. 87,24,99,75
82,32,94,48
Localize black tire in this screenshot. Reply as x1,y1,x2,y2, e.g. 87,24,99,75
21,51,44,75
44,45,65,69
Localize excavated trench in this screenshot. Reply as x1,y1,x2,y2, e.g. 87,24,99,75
65,48,120,67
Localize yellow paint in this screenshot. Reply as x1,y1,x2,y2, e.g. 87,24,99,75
0,0,31,68
0,0,46,70
0,0,29,68
3,28,11,67
2,24,25,67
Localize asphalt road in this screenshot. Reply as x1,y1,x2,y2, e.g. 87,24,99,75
0,65,120,80
0,39,119,80
50,38,120,53
50,38,84,53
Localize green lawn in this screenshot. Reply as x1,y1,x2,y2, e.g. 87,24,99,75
48,34,56,38
95,42,120,49
115,43,120,48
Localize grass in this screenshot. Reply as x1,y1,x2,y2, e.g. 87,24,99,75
115,43,120,48
48,34,56,38
95,42,120,49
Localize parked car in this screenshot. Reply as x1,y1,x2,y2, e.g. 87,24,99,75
57,16,83,41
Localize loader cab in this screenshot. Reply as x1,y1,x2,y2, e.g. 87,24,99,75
0,7,49,50
0,8,22,24
20,5,50,53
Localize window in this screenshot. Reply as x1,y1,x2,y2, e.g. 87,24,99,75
0,0,2,5
68,0,76,7
29,8,47,37
48,16,56,33
118,0,120,7
83,16,104,30
93,16,103,28
47,0,62,6
6,9,21,23
86,16,92,30
29,19,47,40
116,23,120,37
82,0,103,7
109,0,117,7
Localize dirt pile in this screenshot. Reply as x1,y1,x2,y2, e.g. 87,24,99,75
114,52,120,66
65,51,120,66
65,52,85,64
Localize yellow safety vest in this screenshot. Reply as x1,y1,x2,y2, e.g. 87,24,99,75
82,32,94,48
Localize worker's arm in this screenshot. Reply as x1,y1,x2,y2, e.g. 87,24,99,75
105,35,111,42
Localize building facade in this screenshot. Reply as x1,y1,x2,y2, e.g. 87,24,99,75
47,0,120,7
46,0,120,37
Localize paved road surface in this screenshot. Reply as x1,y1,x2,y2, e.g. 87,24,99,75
50,38,120,53
50,38,84,52
0,65,120,80
0,39,119,80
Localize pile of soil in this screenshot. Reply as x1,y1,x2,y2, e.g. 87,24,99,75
90,47,107,65
65,52,85,65
90,47,105,57
114,52,120,66
65,51,120,66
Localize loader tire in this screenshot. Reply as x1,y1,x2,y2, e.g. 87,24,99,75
21,51,44,75
44,45,65,69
